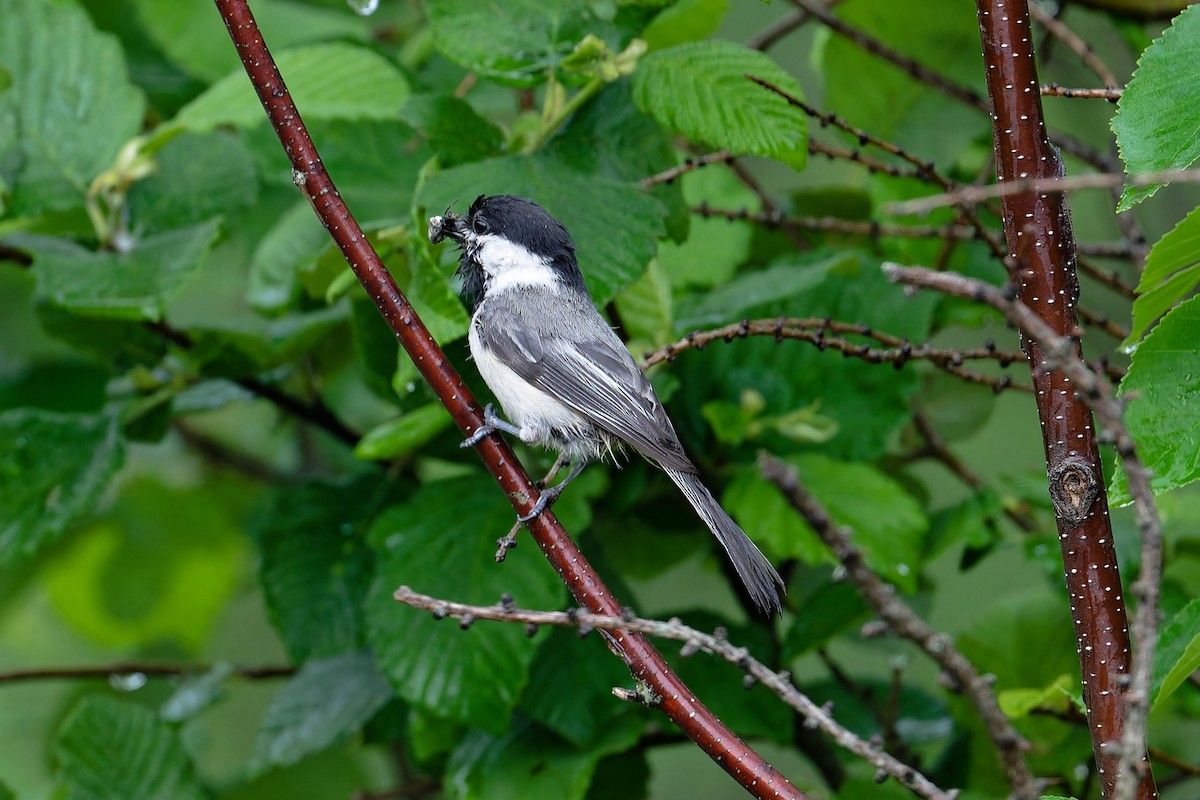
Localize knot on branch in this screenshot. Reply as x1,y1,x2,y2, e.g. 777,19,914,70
1048,457,1100,526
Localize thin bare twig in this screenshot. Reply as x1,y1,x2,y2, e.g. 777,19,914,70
759,454,1037,796
639,150,734,189
1029,4,1122,88
786,0,986,111
1041,84,1123,101
393,586,956,800
886,168,1200,216
641,315,1125,386
787,0,1117,172
747,0,843,51
641,315,1032,394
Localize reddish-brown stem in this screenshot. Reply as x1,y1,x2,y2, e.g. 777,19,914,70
210,2,805,797
973,3,1155,797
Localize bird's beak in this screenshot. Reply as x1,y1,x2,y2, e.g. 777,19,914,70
428,212,468,245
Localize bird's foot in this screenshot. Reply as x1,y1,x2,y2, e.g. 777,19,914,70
517,482,564,523
460,403,519,447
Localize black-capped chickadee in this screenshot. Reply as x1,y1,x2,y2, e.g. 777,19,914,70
429,195,784,615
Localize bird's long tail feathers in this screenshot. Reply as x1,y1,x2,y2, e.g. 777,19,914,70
665,467,785,616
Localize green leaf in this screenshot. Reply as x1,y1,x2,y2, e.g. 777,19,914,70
742,455,927,592
0,0,145,215
1111,295,1200,503
365,478,563,733
613,258,673,346
161,663,236,723
642,0,728,52
998,674,1075,718
399,94,504,168
127,131,258,235
256,475,387,662
1151,597,1200,708
302,119,433,223
18,219,221,321
173,43,410,132
1127,204,1200,342
1112,4,1200,209
355,405,454,460
633,41,808,170
185,305,348,378
419,156,666,304
43,478,246,652
254,651,394,770
426,0,626,88
958,592,1078,691
406,245,472,344
657,166,757,290
132,0,371,84
519,628,635,747
795,454,928,592
0,410,123,565
674,253,938,460
805,677,952,747
445,715,643,800
54,695,205,800
724,472,830,565
783,577,869,658
247,201,329,311
675,252,850,329
822,0,986,162
547,79,688,242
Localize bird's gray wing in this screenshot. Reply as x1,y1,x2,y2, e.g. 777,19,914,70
475,304,692,470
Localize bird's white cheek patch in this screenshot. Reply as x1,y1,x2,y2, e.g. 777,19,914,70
477,235,558,292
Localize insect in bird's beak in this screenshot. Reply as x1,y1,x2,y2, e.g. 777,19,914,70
428,205,468,244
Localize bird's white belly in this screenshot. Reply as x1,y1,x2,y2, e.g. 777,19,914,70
468,321,588,447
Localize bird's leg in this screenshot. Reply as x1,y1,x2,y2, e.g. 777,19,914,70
517,459,589,523
496,455,570,562
460,403,522,448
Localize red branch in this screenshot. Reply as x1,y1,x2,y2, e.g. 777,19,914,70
210,2,805,798
973,3,1155,798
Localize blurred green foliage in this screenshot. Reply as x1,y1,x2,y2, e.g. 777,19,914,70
0,1,1198,798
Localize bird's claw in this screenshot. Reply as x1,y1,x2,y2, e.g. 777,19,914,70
517,483,563,524
460,403,504,448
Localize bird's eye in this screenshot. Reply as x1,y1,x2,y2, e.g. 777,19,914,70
472,217,490,235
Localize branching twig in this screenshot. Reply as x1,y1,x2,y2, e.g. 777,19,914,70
886,167,1200,216
759,454,1037,798
393,587,956,800
747,0,843,51
639,150,734,189
1029,4,1122,89
787,0,1117,172
786,0,986,111
211,3,804,797
643,314,1129,389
